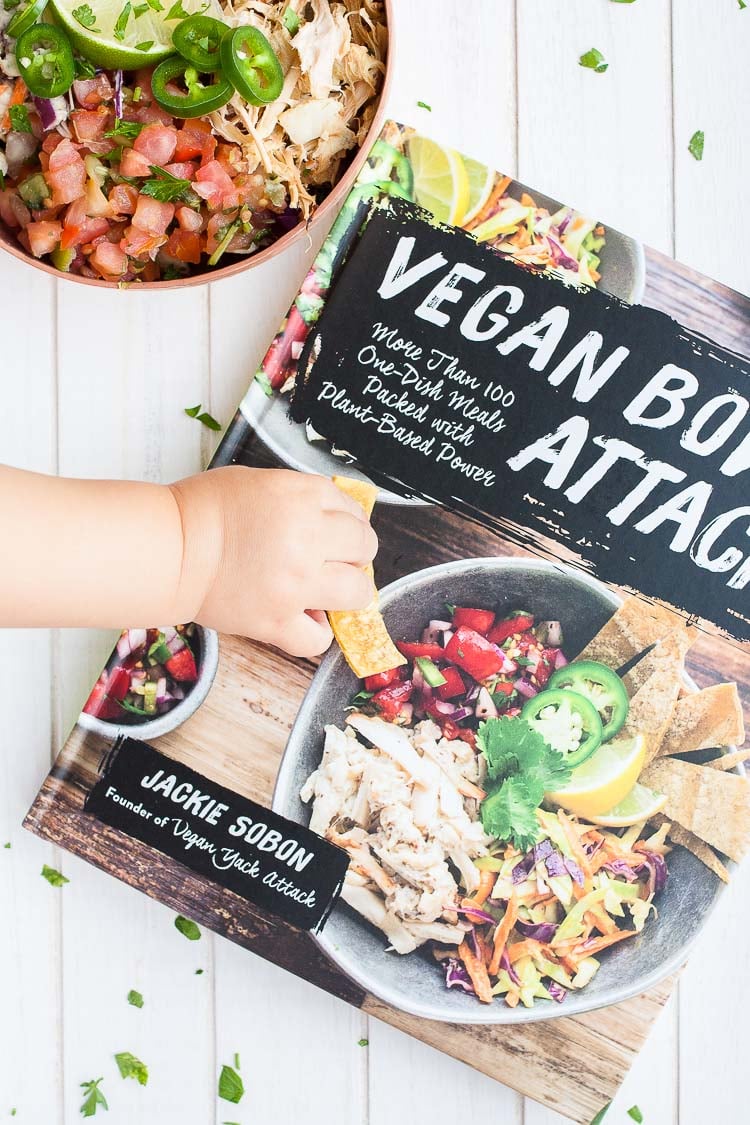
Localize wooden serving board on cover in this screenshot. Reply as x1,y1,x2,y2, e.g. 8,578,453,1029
24,249,749,1123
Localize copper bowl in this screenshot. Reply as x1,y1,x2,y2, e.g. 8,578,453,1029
0,0,394,290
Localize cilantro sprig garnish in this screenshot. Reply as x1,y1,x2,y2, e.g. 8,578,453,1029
140,165,197,203
80,1077,108,1117
105,119,144,141
579,47,608,73
72,4,99,31
477,717,571,851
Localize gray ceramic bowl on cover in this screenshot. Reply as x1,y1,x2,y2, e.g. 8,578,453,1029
273,557,729,1024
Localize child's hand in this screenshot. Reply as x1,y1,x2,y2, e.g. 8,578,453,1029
170,467,378,657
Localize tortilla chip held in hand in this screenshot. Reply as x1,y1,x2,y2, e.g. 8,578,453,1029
327,476,406,679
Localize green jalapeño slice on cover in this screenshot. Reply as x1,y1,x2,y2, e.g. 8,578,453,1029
6,0,49,41
172,14,227,72
548,660,629,742
220,25,283,105
521,688,603,767
15,24,75,98
151,55,233,117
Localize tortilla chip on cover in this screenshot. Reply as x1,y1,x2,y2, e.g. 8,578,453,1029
650,814,730,883
657,683,745,758
707,747,750,772
623,628,694,698
575,596,683,668
620,641,684,763
329,476,406,679
642,757,750,862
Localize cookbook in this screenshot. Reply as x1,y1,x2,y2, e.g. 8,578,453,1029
25,120,750,1122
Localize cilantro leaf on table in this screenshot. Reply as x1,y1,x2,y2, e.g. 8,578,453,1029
79,1078,108,1117
115,1052,148,1086
175,914,201,940
476,717,571,850
218,1064,244,1104
579,47,608,73
627,1109,644,1124
688,129,705,161
41,864,69,887
184,404,222,431
127,989,144,1008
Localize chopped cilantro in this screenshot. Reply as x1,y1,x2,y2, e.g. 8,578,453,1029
113,1,131,39
184,404,222,431
74,56,97,78
145,0,163,9
133,1,149,13
175,914,201,940
165,0,189,18
105,119,143,140
141,165,195,203
579,47,608,73
233,1053,241,1070
688,129,705,161
8,105,32,134
115,1052,148,1086
218,1065,244,1104
589,1103,611,1125
627,1109,643,1124
72,4,99,30
3,842,10,849
195,968,204,975
127,989,144,1008
41,864,69,887
358,1038,369,1046
444,602,456,615
417,100,432,111
477,717,571,850
349,689,374,706
79,1078,108,1117
282,5,300,34
740,0,747,8
254,370,273,396
135,40,154,49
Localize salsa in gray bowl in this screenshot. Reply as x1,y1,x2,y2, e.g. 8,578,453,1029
273,558,728,1024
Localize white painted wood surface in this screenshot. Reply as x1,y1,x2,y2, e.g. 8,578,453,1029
1,1,748,1121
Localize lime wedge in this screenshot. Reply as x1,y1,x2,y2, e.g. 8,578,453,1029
461,155,495,226
586,783,668,828
407,135,470,227
546,733,648,818
49,0,223,70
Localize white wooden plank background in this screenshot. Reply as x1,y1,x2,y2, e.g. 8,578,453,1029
1,1,748,1121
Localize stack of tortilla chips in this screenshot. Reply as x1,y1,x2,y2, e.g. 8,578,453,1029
578,596,749,882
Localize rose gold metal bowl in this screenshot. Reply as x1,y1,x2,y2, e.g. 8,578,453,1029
0,0,394,290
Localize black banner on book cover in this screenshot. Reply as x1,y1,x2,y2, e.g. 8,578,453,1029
84,737,349,932
292,197,750,641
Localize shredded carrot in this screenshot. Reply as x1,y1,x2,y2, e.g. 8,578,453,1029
571,930,636,961
558,811,594,881
505,988,520,1007
507,939,547,964
488,889,518,976
559,954,579,975
457,939,493,1004
466,174,513,230
520,191,535,207
464,868,496,908
585,905,617,936
2,79,27,132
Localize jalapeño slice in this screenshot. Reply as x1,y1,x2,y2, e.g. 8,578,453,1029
172,14,227,73
15,23,75,99
6,0,49,41
521,688,603,767
548,660,629,742
219,25,283,105
151,55,233,118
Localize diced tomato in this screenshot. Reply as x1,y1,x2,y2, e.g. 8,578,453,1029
90,241,128,279
26,220,62,257
0,188,31,230
534,649,558,689
120,225,167,260
134,122,178,166
83,665,130,720
440,720,477,748
72,75,114,109
396,640,446,662
363,667,404,692
193,159,237,210
444,626,505,682
435,665,465,701
60,198,110,249
165,646,198,683
372,679,413,720
118,147,152,178
164,228,201,264
493,680,515,696
215,143,242,177
70,107,112,143
162,160,197,181
173,119,215,163
45,138,86,206
175,204,204,232
204,211,234,254
452,607,496,636
487,614,535,647
132,193,174,234
109,183,139,216
41,132,64,155
131,100,175,127
234,171,267,208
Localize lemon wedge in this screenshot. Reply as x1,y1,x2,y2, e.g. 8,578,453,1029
586,783,668,828
546,734,647,819
407,135,470,226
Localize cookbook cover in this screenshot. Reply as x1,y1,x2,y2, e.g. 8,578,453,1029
24,121,750,1122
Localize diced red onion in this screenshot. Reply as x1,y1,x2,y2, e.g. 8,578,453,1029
514,678,538,699
398,703,414,724
554,649,569,669
431,699,457,716
33,96,68,132
449,706,474,722
421,619,451,645
474,687,498,721
113,70,124,118
171,685,185,701
291,341,304,360
116,627,147,659
441,629,454,647
5,130,38,176
464,684,481,704
167,633,185,655
155,676,168,703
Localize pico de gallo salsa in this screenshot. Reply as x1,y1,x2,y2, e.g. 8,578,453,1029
83,623,200,722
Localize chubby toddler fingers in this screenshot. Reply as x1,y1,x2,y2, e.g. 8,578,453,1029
315,561,374,611
275,610,334,659
322,510,378,566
